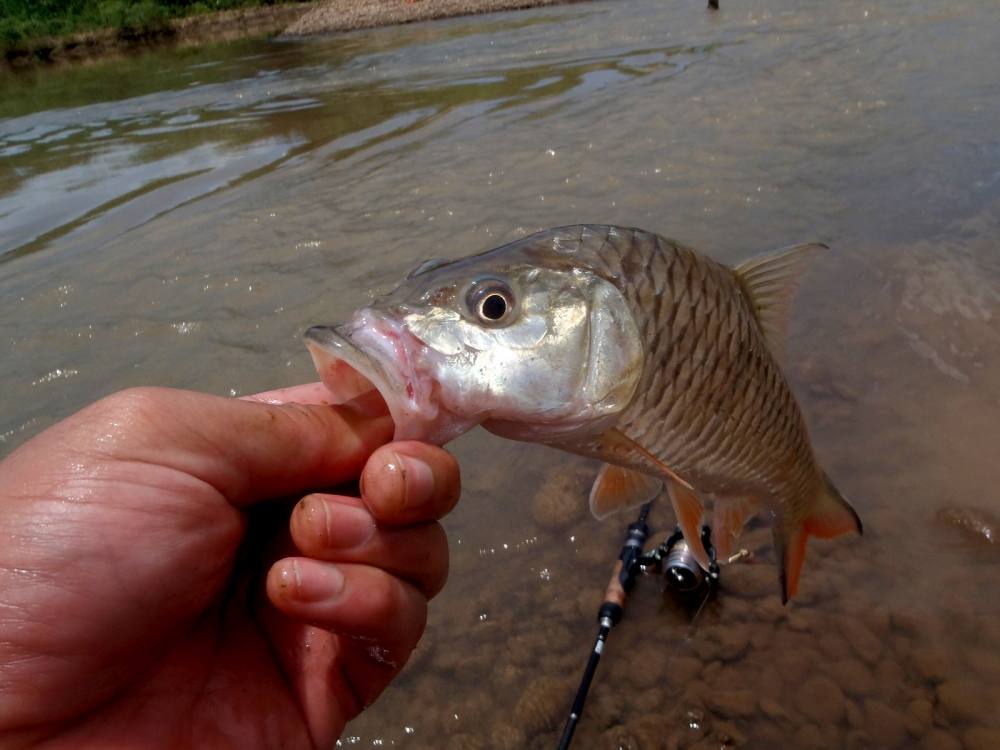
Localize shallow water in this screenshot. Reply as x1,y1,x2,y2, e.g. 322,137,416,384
2,0,1000,747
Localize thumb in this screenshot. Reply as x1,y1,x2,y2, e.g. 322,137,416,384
39,387,394,507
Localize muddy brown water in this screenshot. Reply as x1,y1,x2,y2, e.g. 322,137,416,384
2,0,1000,747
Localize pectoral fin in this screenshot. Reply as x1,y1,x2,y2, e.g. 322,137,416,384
589,465,662,519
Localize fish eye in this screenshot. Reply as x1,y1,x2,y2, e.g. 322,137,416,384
466,279,516,326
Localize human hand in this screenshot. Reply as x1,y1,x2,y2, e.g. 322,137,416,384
0,385,460,750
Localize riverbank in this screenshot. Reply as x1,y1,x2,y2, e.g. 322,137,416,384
284,0,591,37
2,2,318,70
1,0,591,72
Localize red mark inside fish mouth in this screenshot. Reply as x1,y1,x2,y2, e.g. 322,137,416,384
304,310,475,444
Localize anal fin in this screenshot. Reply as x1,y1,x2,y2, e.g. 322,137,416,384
712,497,757,560
589,465,662,520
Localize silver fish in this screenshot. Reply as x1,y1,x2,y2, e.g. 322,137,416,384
306,225,861,601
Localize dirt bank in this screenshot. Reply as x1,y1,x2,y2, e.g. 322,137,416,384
3,3,320,71
2,0,592,72
285,0,593,37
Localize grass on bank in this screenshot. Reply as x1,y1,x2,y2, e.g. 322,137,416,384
1,0,302,53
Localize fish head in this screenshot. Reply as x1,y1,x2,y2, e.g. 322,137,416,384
305,233,644,444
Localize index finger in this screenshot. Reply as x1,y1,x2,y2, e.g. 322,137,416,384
360,441,461,525
243,382,337,405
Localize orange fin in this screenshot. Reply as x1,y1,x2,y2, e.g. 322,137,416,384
601,428,694,490
712,497,757,560
806,474,863,538
774,474,862,603
667,480,710,570
589,465,662,520
774,524,809,604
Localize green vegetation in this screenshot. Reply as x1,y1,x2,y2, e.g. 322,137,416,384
1,0,298,52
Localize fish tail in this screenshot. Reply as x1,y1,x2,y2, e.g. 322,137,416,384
773,473,862,603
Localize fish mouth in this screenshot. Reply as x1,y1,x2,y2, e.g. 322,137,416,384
304,310,474,444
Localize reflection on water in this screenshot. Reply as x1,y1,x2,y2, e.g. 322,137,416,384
2,0,1000,747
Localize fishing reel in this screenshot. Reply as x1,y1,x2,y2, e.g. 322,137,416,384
638,525,720,597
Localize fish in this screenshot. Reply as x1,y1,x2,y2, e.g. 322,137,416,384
305,224,861,601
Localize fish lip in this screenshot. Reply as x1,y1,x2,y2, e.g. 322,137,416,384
304,312,470,444
304,323,395,404
304,320,412,438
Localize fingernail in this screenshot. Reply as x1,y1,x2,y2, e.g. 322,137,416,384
298,496,375,549
290,559,345,602
394,451,434,508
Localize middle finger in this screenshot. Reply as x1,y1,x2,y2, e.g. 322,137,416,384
290,493,449,598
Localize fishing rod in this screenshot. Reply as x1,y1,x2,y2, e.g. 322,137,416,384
556,504,729,750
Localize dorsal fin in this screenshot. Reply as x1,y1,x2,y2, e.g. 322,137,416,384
733,243,828,357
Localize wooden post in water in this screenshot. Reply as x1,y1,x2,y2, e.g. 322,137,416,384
708,0,719,9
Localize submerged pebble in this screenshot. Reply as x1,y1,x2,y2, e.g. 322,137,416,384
962,728,1000,750
531,466,590,530
513,675,570,736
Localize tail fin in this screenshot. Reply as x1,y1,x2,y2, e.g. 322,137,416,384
773,474,862,603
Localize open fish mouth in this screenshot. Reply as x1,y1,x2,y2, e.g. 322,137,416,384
304,309,474,444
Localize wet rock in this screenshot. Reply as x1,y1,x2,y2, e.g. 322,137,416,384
890,610,924,638
713,719,747,746
920,730,961,750
694,627,750,662
863,699,907,748
845,730,873,750
818,632,853,660
839,618,882,665
793,675,846,724
513,675,570,736
874,658,906,701
911,645,953,683
586,686,626,729
845,699,864,730
794,723,825,750
489,722,526,750
706,689,757,719
446,734,485,750
576,589,599,619
748,622,774,650
722,563,777,599
631,687,664,713
665,656,703,687
787,610,816,632
905,697,934,735
599,723,661,750
628,648,669,689
827,657,876,697
863,606,891,640
494,662,525,686
759,696,791,721
775,648,812,684
963,646,1000,681
936,679,996,723
962,728,1000,750
532,468,589,529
